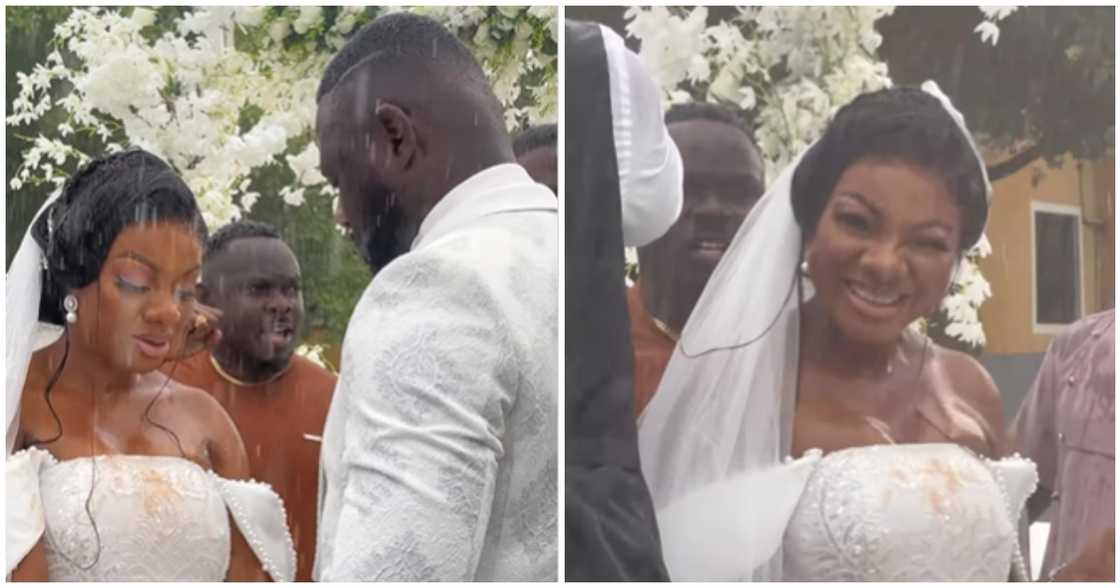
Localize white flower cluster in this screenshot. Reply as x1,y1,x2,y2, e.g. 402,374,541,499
10,6,557,230
625,6,994,349
627,6,894,178
975,6,1019,46
406,5,558,128
941,236,994,348
296,343,333,372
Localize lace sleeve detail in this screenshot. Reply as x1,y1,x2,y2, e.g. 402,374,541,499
6,447,57,576
212,475,297,582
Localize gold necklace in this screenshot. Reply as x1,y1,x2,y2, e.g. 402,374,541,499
210,354,289,387
651,316,681,342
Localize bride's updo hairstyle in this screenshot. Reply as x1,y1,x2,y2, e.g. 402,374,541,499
30,149,208,326
790,86,988,252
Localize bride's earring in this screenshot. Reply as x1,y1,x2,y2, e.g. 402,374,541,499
64,294,78,324
800,259,810,275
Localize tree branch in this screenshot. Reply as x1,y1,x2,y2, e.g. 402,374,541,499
985,143,1042,182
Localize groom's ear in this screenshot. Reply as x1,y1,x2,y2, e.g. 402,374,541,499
373,102,419,177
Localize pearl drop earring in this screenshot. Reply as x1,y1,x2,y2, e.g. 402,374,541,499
64,294,78,324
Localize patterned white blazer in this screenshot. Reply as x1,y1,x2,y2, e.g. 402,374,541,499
314,163,558,581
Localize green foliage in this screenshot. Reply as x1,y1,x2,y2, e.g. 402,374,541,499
6,6,74,267
879,6,1114,179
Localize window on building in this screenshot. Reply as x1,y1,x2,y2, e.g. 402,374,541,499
1032,202,1082,331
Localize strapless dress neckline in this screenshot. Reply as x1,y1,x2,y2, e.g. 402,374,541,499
782,443,1037,581
6,447,296,581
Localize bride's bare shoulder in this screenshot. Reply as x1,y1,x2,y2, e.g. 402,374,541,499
140,375,248,477
927,342,1008,453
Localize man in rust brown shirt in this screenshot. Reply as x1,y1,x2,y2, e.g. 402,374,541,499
164,220,336,581
630,103,765,415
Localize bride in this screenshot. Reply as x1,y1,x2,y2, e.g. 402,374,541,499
6,150,294,581
638,83,1038,581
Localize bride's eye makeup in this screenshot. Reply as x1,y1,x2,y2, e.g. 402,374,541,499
836,212,871,233
113,255,158,295
913,236,950,252
115,274,150,294
831,194,880,236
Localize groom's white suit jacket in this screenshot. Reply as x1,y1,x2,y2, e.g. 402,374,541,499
314,163,558,581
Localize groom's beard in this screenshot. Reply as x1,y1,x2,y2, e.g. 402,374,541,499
354,187,416,273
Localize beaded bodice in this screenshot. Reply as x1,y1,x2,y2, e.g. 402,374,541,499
783,444,1037,581
41,455,229,581
6,450,295,582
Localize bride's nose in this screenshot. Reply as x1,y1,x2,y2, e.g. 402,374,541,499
142,290,182,327
858,239,906,284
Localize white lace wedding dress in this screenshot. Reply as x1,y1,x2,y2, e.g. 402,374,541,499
655,443,1037,581
782,444,1037,581
6,448,295,581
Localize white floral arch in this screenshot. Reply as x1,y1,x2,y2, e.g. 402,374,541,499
10,6,557,229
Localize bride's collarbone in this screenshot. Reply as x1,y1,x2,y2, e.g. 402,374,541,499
20,381,214,469
795,370,964,451
797,367,930,417
794,392,994,457
27,433,214,471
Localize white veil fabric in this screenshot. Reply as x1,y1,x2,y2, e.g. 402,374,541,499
6,194,65,455
636,81,992,581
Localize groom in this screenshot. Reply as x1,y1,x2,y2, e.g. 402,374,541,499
312,13,558,581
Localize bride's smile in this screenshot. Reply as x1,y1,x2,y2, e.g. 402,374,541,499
804,158,961,345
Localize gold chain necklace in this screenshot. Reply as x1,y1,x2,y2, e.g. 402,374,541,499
210,354,289,387
651,316,681,342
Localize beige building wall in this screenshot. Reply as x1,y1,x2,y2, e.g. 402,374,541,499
979,153,1115,355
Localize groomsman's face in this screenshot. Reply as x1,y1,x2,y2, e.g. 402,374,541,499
638,119,765,330
203,237,304,368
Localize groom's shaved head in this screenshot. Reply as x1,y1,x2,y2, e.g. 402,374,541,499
316,12,508,153
316,11,510,157
317,12,497,111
